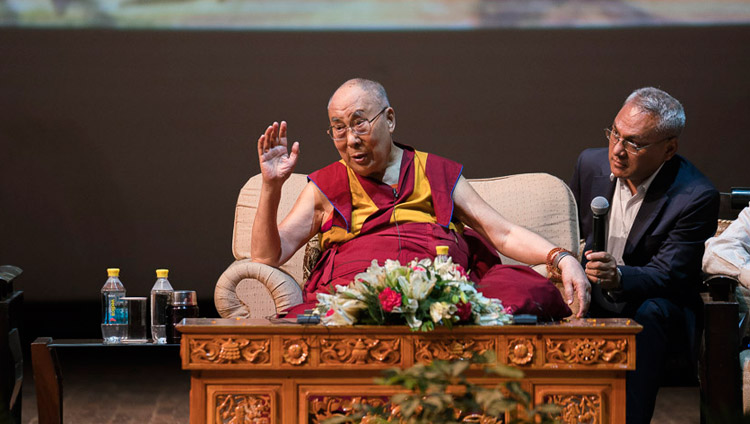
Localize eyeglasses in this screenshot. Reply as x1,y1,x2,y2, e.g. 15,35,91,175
605,127,672,155
327,107,388,141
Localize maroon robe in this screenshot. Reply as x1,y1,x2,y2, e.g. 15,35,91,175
286,144,571,320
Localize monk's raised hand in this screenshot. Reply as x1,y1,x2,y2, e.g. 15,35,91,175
257,121,300,184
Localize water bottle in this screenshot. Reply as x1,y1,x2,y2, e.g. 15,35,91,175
101,268,127,344
150,268,174,344
435,245,450,265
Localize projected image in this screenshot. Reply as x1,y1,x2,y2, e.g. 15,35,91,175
1,0,749,29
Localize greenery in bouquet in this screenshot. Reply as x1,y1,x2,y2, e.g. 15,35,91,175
314,256,512,331
322,350,560,424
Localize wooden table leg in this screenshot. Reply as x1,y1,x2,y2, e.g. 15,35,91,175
31,337,62,424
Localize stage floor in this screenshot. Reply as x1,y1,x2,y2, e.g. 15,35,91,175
19,347,699,424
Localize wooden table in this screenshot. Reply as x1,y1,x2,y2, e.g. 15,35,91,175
178,317,641,424
31,338,180,424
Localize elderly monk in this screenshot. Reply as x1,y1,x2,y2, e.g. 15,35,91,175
252,78,590,319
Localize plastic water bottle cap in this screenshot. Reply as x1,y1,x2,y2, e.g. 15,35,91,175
156,269,169,278
107,268,120,277
436,246,449,256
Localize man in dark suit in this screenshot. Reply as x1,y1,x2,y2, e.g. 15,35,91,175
569,87,719,423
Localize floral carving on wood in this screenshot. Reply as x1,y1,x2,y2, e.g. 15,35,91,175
308,395,390,424
189,337,271,365
507,338,535,365
545,337,628,366
282,338,309,366
216,393,272,424
544,394,601,424
320,337,401,365
414,338,495,362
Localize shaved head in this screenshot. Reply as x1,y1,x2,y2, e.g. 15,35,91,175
329,78,390,109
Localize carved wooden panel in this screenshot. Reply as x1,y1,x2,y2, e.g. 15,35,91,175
307,395,390,424
319,337,401,366
414,337,495,362
188,337,271,365
206,385,279,424
306,395,505,423
459,414,503,423
215,393,272,424
545,337,629,366
543,393,602,424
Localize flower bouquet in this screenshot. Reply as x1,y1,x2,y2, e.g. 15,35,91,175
314,256,512,331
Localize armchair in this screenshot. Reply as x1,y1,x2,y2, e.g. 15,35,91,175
214,172,581,319
700,188,750,419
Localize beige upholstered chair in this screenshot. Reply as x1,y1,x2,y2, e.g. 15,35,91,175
214,172,581,319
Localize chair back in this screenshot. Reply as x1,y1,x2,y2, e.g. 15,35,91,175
467,173,580,266
232,173,309,285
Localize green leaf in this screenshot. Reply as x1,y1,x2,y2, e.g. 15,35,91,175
487,363,524,379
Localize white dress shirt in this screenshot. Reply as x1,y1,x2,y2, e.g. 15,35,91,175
607,164,664,265
594,165,664,313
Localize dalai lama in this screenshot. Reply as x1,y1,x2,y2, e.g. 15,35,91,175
250,78,590,319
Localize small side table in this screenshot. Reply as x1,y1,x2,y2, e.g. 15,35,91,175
31,338,179,424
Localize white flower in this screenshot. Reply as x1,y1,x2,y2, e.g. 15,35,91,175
393,298,418,314
383,259,403,274
321,309,354,326
320,297,366,326
398,273,435,301
429,301,455,323
336,281,368,301
405,313,423,329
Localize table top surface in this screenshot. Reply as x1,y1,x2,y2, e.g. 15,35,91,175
39,339,180,348
176,317,642,335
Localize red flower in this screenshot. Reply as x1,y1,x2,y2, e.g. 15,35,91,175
456,301,472,321
325,309,335,317
379,287,402,313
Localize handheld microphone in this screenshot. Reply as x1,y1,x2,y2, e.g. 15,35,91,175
591,196,610,252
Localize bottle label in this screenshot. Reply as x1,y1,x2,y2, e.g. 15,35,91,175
105,293,126,324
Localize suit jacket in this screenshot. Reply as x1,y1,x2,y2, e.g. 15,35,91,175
570,148,719,311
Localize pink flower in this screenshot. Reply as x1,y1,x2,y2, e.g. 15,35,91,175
411,265,426,272
455,264,468,277
456,301,472,321
325,309,335,317
379,287,402,313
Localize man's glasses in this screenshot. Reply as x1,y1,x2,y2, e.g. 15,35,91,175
605,127,672,155
327,107,388,141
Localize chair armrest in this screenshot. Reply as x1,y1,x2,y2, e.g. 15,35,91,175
704,275,740,302
214,259,303,318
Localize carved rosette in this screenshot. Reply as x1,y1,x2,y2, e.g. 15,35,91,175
507,338,535,365
544,394,602,424
282,338,309,366
545,337,628,366
215,394,272,424
308,395,390,423
189,337,271,365
320,337,401,365
414,338,495,362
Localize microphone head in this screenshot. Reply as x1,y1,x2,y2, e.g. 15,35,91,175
591,196,610,216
